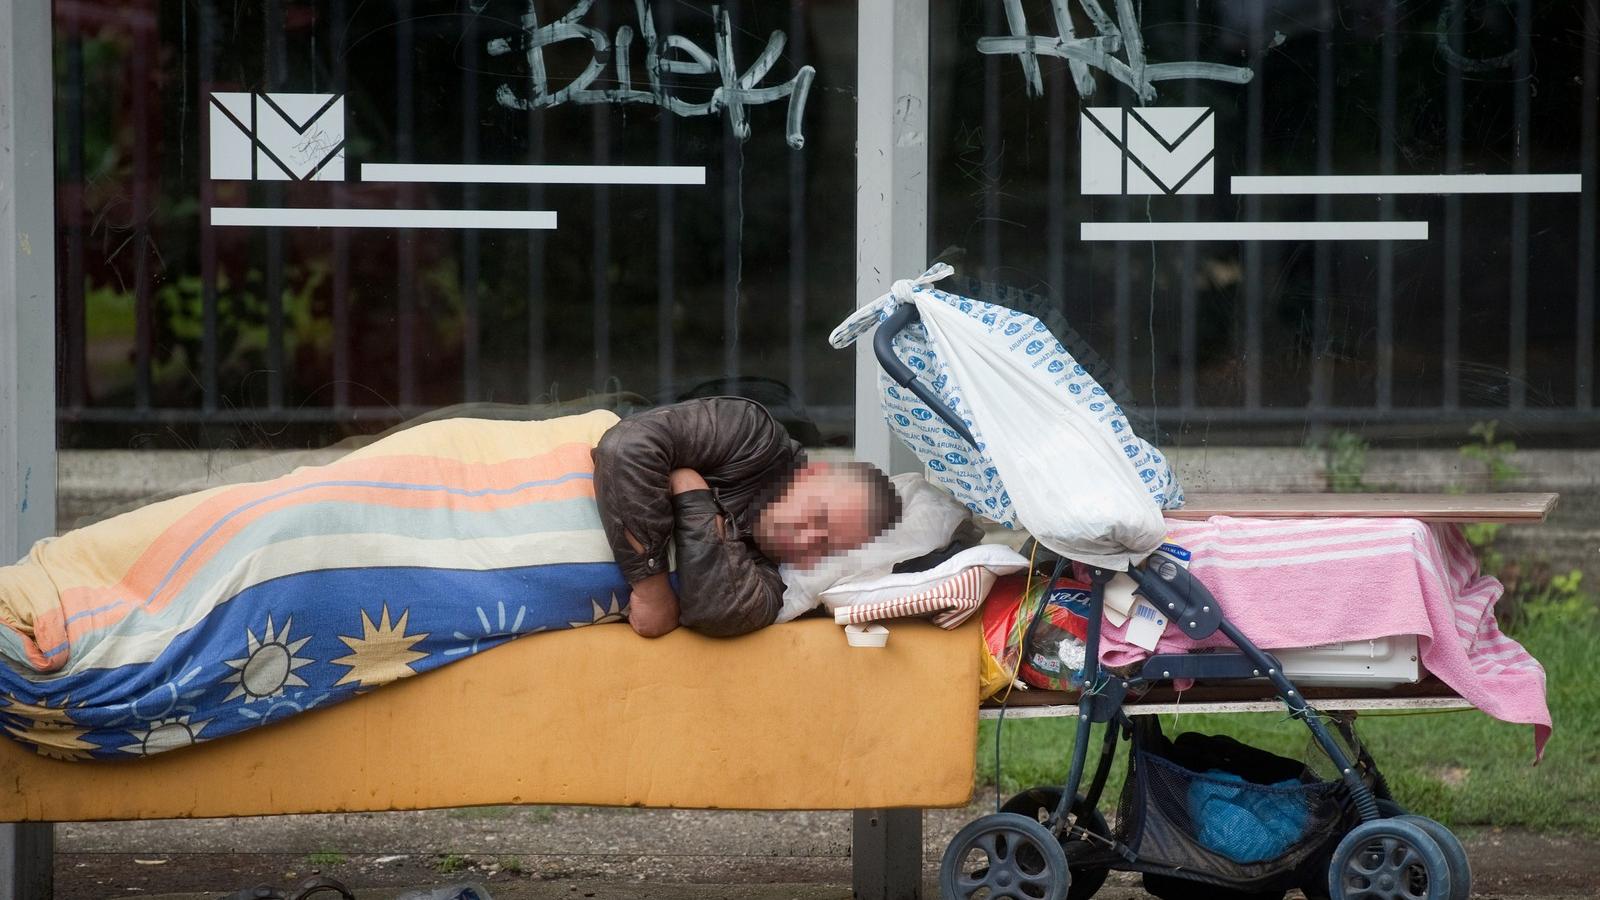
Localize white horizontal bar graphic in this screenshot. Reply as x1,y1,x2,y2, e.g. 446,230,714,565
1231,174,1581,194
211,207,558,229
1081,221,1428,241
361,163,706,185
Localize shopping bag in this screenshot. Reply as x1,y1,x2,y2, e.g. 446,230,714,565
831,265,1178,570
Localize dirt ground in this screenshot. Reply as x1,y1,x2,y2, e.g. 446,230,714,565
49,803,1600,899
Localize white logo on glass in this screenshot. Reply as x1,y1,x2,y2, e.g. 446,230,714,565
209,92,345,181
1080,107,1214,195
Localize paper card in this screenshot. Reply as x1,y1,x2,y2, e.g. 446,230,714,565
1103,573,1138,617
1125,599,1169,651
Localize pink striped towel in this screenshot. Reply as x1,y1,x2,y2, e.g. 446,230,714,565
1095,517,1551,760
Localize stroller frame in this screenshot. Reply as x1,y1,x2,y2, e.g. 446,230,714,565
874,304,1464,899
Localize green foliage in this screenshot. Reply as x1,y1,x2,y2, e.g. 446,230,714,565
499,856,526,875
306,851,345,868
1320,430,1370,493
436,854,469,874
1458,421,1520,489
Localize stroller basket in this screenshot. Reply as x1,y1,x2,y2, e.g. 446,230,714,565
1116,720,1355,892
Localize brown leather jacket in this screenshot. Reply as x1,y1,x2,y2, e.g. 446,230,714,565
591,397,804,636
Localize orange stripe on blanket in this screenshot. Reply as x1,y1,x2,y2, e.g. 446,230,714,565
53,446,599,627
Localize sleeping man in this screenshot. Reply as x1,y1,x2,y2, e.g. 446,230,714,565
593,396,902,638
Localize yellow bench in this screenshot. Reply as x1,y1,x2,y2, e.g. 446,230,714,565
0,617,980,898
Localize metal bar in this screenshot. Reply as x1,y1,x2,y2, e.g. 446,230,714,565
1376,5,1398,410
1310,1,1335,421
722,125,740,380
1047,57,1066,308
1180,9,1200,410
264,0,286,411
462,12,482,403
1,0,59,894
211,208,557,230
133,12,154,411
854,0,929,469
982,0,1001,277
1114,238,1132,384
1443,11,1463,409
62,30,87,409
1082,221,1428,241
331,0,350,411
788,0,808,403
396,3,417,408
1582,0,1600,408
594,108,612,391
526,109,547,401
1243,1,1265,410
199,2,219,414
851,809,923,900
980,696,1476,719
1509,0,1532,410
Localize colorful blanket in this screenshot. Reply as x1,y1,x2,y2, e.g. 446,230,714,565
0,411,631,760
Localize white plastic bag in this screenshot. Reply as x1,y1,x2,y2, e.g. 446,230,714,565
831,265,1178,570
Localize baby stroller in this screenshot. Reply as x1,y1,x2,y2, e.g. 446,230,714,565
844,270,1472,900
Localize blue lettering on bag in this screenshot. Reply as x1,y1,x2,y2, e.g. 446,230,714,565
981,312,997,326
1141,469,1155,482
911,408,933,421
985,497,998,509
1110,420,1124,432
908,356,926,370
1026,340,1045,355
957,479,973,490
1092,386,1105,395
886,386,901,399
928,458,947,472
1068,383,1082,394
1047,360,1065,373
1124,445,1139,458
984,466,999,480
893,414,910,427
932,374,948,391
1033,321,1047,332
1090,402,1105,411
1004,322,1023,336
944,452,969,465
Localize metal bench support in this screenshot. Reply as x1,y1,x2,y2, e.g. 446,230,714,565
852,808,923,900
0,826,53,900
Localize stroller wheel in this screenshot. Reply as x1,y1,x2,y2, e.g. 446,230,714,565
1328,818,1452,900
940,812,1071,900
999,786,1111,900
1395,816,1471,900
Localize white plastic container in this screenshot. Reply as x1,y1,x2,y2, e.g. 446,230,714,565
844,624,890,648
1274,635,1422,689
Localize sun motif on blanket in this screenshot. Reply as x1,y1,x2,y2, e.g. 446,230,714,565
222,616,314,703
0,695,97,761
117,714,212,756
569,592,626,628
332,605,429,688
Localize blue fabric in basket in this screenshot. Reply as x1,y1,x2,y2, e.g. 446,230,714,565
1187,770,1310,863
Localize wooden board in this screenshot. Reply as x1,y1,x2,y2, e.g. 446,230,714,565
1167,492,1557,524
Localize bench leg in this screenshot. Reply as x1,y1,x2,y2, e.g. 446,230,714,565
0,823,53,900
851,808,922,900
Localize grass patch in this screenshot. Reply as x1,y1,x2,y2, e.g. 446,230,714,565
436,854,469,874
306,851,345,867
978,599,1600,836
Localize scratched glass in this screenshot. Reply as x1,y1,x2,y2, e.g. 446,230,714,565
52,0,857,454
930,0,1598,447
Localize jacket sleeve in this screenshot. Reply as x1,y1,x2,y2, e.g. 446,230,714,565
591,397,793,585
669,490,783,637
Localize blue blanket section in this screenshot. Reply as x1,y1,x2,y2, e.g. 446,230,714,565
0,562,634,758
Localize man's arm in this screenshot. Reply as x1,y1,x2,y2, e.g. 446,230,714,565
668,471,784,637
591,397,793,585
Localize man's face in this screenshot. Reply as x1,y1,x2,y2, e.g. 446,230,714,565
756,464,876,567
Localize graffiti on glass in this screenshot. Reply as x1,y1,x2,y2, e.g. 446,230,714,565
979,0,1253,102
488,0,815,149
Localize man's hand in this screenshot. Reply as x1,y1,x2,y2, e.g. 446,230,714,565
628,573,680,638
624,470,705,637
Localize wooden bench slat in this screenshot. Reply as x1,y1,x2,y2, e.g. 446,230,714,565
1167,492,1557,524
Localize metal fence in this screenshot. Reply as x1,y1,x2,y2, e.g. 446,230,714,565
52,1,1600,448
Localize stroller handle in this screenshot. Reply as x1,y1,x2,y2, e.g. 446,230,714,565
872,303,981,450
